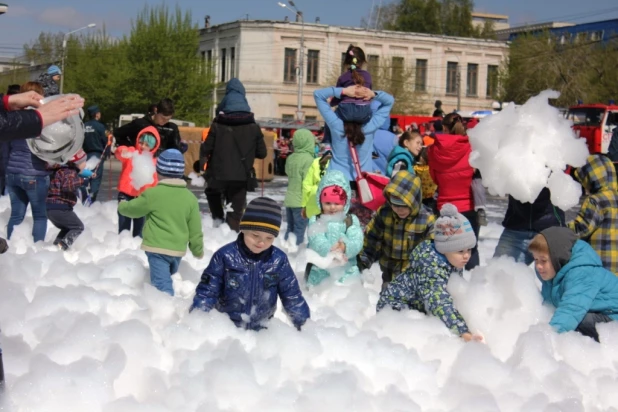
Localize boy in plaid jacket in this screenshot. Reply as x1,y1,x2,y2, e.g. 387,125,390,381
568,154,618,274
358,170,436,288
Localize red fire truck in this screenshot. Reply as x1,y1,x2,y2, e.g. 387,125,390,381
565,103,618,154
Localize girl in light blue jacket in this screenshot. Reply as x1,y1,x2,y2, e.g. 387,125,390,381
306,170,364,286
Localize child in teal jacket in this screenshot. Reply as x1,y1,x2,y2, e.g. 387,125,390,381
118,149,204,295
306,170,364,285
529,226,618,342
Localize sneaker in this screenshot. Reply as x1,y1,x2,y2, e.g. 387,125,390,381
477,209,488,227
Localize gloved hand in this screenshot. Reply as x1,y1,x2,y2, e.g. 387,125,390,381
0,237,8,254
120,149,133,159
179,141,189,154
357,255,371,271
295,324,302,332
79,169,94,178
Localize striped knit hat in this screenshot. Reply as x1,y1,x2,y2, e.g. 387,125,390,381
239,197,282,237
156,149,185,178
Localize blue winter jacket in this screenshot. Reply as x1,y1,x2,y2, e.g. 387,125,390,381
6,139,49,176
215,78,252,114
314,87,394,181
540,240,618,333
192,234,310,330
372,103,397,174
306,170,364,285
386,146,415,177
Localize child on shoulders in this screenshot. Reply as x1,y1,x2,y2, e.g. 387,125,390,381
331,44,373,124
191,197,310,331
306,170,364,286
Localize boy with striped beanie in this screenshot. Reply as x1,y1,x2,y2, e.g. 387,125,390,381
119,149,204,296
192,197,311,331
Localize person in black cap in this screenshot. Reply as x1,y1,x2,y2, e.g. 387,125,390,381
82,105,108,202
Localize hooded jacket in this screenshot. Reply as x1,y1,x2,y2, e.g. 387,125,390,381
216,78,252,114
359,170,436,274
428,133,474,212
568,155,618,274
377,240,470,336
46,164,85,210
301,154,331,218
114,126,160,197
37,73,60,97
284,129,315,208
191,233,310,331
539,227,618,333
83,119,108,154
386,145,415,177
314,87,394,181
306,170,364,285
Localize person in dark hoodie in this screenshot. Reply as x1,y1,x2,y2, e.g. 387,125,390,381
81,105,109,202
114,98,186,156
200,78,267,231
493,188,565,265
529,226,618,342
37,65,61,97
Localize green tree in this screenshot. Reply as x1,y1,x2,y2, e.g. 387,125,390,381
22,32,64,65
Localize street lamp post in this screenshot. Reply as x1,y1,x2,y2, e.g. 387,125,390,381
60,23,96,94
278,2,304,121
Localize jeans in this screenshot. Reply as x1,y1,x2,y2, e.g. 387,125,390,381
47,209,84,250
576,312,613,342
461,210,480,270
335,103,372,123
6,173,49,242
493,228,537,265
285,207,307,245
145,252,182,296
205,182,247,231
82,152,104,202
118,192,144,238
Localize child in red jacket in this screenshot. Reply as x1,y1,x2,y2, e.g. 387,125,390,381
114,126,160,237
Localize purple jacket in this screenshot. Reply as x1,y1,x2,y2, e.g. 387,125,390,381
331,69,373,107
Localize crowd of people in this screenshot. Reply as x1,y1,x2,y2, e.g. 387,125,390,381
1,44,618,390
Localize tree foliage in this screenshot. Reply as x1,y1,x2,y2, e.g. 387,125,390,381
500,33,618,107
0,4,216,127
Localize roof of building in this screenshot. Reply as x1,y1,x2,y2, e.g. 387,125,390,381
494,21,575,36
472,12,509,21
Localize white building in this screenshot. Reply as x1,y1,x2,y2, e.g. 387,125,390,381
199,19,509,122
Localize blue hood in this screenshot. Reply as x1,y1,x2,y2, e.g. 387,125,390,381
216,78,251,114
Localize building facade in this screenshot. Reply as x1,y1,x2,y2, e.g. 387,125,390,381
199,20,509,121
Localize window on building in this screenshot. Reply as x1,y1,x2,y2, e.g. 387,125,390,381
307,50,319,84
590,30,604,41
305,115,317,121
230,47,236,78
486,65,498,98
284,48,297,82
367,55,380,72
415,59,427,92
467,63,478,97
206,50,213,76
282,114,295,121
446,62,458,95
220,48,227,82
341,52,347,74
391,56,404,91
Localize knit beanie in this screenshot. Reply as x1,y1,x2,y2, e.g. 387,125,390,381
434,203,477,254
156,149,185,178
70,149,87,165
320,185,347,206
140,133,157,150
47,65,62,75
239,197,282,237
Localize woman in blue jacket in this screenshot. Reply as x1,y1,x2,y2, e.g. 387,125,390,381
529,226,618,342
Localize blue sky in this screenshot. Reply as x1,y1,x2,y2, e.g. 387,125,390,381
1,0,618,57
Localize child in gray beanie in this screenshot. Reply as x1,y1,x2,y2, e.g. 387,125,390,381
377,203,483,342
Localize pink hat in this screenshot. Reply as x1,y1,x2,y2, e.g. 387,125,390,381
320,185,347,206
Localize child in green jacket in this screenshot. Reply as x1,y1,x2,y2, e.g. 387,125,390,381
118,149,204,295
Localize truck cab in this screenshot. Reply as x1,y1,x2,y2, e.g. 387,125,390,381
566,103,618,154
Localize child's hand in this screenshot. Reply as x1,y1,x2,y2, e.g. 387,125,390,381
461,332,484,342
342,85,359,98
331,241,346,253
301,208,307,219
79,169,94,178
120,150,133,159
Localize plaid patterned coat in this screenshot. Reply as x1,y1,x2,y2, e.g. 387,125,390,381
46,165,84,210
568,155,618,275
359,170,435,275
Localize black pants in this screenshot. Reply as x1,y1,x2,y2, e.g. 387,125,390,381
0,348,4,391
117,192,144,238
576,312,613,342
205,182,247,232
461,210,480,270
47,209,84,250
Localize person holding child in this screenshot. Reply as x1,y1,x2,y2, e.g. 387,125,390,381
567,154,618,274
386,130,423,177
377,203,483,342
529,226,618,342
46,149,94,250
358,170,435,288
115,126,160,237
118,149,204,296
306,170,364,286
191,197,310,331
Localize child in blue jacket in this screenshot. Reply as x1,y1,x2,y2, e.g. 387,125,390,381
377,204,483,342
529,226,618,342
306,170,364,286
191,197,310,331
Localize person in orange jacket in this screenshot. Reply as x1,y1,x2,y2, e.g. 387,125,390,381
115,126,160,237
